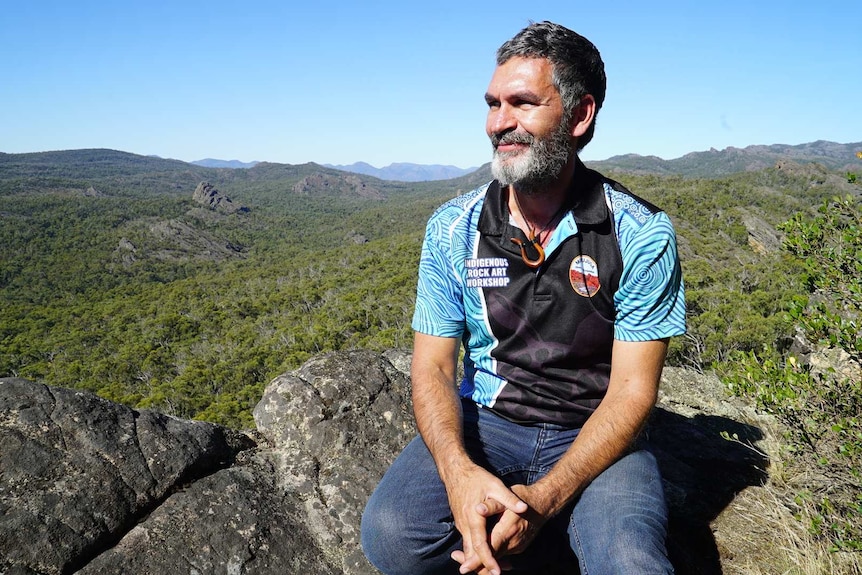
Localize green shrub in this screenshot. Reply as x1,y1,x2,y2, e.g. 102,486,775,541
720,195,862,551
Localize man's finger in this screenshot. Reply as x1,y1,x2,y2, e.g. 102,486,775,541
461,510,502,575
454,549,513,575
457,548,500,575
477,488,528,518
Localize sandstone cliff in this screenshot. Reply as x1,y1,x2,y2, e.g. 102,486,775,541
1,350,782,574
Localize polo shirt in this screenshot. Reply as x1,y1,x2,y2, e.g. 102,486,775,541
412,162,685,427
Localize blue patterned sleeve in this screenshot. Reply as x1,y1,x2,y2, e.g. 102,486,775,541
614,212,686,341
411,214,466,338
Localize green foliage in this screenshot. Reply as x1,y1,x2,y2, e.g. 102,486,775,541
624,169,836,372
0,156,443,428
782,195,861,360
720,195,862,552
1,231,425,428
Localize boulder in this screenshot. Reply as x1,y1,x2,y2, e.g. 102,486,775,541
0,377,253,574
253,349,414,573
76,459,337,575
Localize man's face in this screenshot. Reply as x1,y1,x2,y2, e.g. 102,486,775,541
485,57,573,193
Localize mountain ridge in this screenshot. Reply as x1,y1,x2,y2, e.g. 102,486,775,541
589,140,862,177
183,140,862,181
191,158,260,169
322,161,478,182
4,140,860,186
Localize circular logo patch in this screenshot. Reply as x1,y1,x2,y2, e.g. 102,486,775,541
569,255,601,297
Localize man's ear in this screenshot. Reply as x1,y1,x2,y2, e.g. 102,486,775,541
570,94,596,139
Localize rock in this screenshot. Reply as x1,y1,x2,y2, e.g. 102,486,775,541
146,219,246,262
347,231,368,244
652,369,771,574
0,354,790,575
741,213,781,255
77,456,337,575
292,174,384,200
113,237,138,266
0,378,254,575
253,349,414,573
809,346,861,385
192,182,248,214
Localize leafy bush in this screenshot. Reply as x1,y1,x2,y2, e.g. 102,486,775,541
720,195,862,551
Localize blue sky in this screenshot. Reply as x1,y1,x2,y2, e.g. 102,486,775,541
2,1,860,169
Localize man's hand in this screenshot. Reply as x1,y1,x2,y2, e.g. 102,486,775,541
451,483,549,574
444,466,528,575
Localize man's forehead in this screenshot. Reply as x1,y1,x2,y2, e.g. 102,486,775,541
487,57,557,94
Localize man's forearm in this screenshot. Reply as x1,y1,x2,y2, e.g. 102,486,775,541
526,339,668,518
411,355,474,482
527,382,656,517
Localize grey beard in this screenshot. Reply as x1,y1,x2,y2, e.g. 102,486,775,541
490,123,573,196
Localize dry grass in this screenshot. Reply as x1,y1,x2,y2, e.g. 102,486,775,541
715,416,862,575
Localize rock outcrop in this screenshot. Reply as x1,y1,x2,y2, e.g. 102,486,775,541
192,182,248,214
742,213,781,255
1,351,779,574
0,377,255,574
146,219,245,261
82,186,105,197
292,173,384,200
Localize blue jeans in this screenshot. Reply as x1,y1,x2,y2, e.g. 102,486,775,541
361,401,673,574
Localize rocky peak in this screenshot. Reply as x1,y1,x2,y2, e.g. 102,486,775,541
192,181,248,214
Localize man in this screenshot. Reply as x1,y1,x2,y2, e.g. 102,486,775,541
361,21,685,575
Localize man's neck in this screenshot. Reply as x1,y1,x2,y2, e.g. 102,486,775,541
508,155,578,227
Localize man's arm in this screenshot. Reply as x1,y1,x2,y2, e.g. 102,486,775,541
522,338,667,514
411,332,527,575
459,338,668,566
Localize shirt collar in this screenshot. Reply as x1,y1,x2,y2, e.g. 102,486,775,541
478,156,609,236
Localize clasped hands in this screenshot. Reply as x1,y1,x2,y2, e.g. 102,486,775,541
447,467,549,575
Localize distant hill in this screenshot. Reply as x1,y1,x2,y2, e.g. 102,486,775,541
4,141,860,199
151,140,862,183
323,161,477,182
183,140,862,183
184,158,475,182
0,149,460,202
191,158,260,169
0,148,196,176
588,140,862,178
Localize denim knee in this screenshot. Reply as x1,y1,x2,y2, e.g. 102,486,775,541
361,489,459,575
569,450,673,575
361,491,406,574
361,437,461,575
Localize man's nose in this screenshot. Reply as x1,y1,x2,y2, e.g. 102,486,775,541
488,104,517,135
